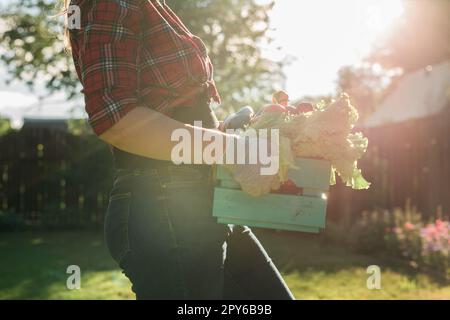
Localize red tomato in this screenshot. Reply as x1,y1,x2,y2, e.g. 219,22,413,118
273,179,302,195
286,106,299,115
296,102,314,113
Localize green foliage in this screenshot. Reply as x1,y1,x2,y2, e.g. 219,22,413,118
0,118,12,136
336,64,396,122
169,0,285,112
0,0,285,112
67,118,93,136
0,0,80,98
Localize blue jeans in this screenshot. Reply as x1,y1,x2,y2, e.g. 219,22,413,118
104,163,295,300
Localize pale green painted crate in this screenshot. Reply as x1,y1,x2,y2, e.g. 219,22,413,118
213,158,332,233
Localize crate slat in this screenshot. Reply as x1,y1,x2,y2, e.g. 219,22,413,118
217,217,321,233
213,187,327,228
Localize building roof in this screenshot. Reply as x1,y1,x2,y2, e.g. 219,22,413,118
21,118,68,132
363,61,450,128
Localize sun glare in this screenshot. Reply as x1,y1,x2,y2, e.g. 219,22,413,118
365,0,404,38
265,0,405,97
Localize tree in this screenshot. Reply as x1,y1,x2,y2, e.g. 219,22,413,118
0,0,285,115
0,0,79,98
336,64,397,122
369,0,450,72
0,117,12,136
337,0,449,121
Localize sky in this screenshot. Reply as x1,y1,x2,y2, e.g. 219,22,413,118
265,0,404,97
0,0,404,127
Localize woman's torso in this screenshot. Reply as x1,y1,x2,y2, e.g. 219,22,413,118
69,0,220,116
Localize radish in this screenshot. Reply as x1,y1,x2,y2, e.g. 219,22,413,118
273,179,302,195
263,104,287,113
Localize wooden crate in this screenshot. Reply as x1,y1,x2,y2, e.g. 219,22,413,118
213,158,331,233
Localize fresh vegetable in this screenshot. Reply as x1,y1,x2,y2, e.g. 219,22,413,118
276,179,302,195
295,102,314,113
222,106,254,130
248,93,371,190
264,104,287,113
272,90,290,106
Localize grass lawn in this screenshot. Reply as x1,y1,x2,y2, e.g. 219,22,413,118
0,230,449,300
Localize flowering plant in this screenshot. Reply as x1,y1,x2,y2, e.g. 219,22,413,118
344,206,449,280
387,218,449,280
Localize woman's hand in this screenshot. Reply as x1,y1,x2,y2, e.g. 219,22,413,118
220,106,254,131
222,135,280,197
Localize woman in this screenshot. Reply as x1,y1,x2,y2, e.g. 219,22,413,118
65,0,294,300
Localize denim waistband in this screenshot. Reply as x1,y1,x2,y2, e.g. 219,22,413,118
114,163,215,186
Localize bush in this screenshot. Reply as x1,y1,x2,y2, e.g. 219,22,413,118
324,205,449,280
386,219,449,280
346,210,391,253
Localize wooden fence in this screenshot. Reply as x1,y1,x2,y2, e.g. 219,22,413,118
0,126,114,229
328,106,450,221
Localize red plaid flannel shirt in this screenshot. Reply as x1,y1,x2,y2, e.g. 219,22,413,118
69,0,221,135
